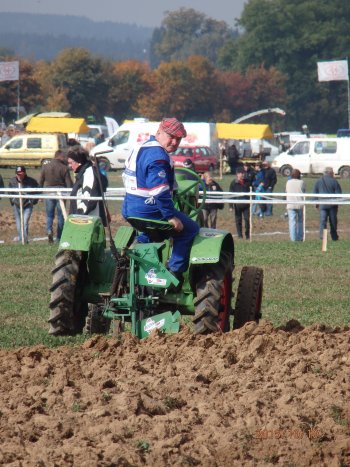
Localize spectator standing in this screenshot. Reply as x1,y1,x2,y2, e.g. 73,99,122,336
262,160,277,216
219,140,229,174
8,166,39,243
1,124,16,147
229,169,251,239
286,169,305,241
313,167,342,241
242,161,255,187
227,143,240,174
252,162,266,217
94,132,105,145
201,172,223,229
68,146,108,226
39,150,73,243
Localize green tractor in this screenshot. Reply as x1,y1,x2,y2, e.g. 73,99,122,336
48,169,263,338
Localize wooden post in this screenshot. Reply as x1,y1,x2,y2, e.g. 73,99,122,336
18,182,25,245
303,200,306,242
57,191,67,220
322,229,327,252
249,186,253,242
219,152,223,180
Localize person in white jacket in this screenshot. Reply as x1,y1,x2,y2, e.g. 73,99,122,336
286,169,305,241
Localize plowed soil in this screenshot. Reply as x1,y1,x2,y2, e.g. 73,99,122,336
1,320,350,466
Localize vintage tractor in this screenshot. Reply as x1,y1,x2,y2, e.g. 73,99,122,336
48,169,263,338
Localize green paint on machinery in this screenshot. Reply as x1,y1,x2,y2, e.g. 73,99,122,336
48,169,263,339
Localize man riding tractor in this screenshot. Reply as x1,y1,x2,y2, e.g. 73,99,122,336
48,119,263,338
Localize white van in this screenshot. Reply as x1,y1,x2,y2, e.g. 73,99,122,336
271,137,350,178
90,119,218,170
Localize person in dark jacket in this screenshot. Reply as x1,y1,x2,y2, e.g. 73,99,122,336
227,143,240,174
67,146,108,226
262,160,277,216
313,167,342,241
242,161,255,187
200,171,223,229
8,166,39,243
229,168,251,239
39,150,73,243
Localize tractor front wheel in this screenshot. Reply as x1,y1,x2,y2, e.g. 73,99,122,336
233,266,263,329
48,250,88,336
192,251,233,334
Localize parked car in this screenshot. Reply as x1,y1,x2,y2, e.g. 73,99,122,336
336,129,350,138
171,146,218,173
0,132,68,168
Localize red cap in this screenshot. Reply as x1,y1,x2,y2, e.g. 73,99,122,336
159,118,187,138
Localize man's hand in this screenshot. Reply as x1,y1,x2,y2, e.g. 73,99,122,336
168,216,184,232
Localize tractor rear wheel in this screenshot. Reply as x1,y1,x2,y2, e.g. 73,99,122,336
233,266,263,329
85,304,111,335
48,250,88,336
193,251,233,334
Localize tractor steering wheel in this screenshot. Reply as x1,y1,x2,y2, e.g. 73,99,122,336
173,168,207,218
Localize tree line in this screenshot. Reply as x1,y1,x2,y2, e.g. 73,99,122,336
1,1,349,132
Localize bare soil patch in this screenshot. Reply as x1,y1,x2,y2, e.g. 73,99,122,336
1,321,350,466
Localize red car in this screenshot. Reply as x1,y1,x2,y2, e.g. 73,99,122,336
171,146,218,173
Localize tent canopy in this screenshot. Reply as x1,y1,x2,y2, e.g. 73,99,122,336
26,117,89,134
216,123,273,140
16,112,71,125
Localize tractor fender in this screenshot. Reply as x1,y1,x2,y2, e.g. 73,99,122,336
190,228,234,265
59,215,106,253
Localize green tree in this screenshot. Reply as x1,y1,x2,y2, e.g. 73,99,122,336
150,8,236,68
231,0,350,131
48,48,113,119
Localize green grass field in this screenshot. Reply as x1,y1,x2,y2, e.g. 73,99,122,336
1,167,350,349
1,238,349,349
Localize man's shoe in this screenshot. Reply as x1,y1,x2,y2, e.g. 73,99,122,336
48,233,54,244
167,270,184,293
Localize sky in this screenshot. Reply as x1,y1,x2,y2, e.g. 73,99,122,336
0,0,247,28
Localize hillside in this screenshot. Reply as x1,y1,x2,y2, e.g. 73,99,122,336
0,12,153,61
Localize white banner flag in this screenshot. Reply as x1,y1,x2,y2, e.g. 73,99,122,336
317,60,349,82
104,116,119,136
0,61,19,82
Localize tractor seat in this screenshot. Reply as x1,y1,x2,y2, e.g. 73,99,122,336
126,217,176,242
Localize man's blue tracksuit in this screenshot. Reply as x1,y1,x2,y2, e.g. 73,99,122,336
122,136,199,272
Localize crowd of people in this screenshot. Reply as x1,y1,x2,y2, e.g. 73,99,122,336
0,119,344,245
3,144,108,244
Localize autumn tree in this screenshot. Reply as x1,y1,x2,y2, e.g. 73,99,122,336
0,58,43,121
47,48,113,119
108,60,151,122
136,56,221,121
136,61,194,120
